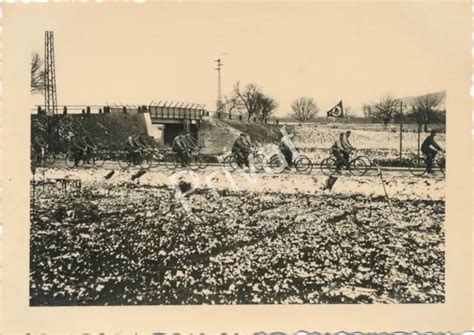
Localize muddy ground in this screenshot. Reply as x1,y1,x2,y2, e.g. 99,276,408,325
30,167,445,305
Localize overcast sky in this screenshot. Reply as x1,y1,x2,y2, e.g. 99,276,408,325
9,2,467,116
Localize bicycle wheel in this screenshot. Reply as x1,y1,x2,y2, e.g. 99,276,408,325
223,155,238,171
65,154,77,168
320,157,337,176
266,154,286,174
188,155,201,171
139,156,151,169
147,152,160,168
164,152,179,170
437,156,445,175
44,154,56,165
117,154,131,169
349,157,368,176
197,155,210,169
295,155,313,174
251,154,265,171
94,154,107,167
356,155,372,170
82,156,94,168
408,157,427,176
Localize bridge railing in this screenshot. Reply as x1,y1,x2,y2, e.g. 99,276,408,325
31,105,208,119
149,106,204,120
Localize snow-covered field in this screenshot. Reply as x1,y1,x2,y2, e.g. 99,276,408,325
32,166,445,200
292,125,446,151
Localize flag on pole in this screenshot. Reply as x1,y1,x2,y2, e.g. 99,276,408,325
326,101,344,118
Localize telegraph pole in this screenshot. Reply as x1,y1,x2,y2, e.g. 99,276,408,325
399,100,403,162
214,58,223,117
416,107,421,157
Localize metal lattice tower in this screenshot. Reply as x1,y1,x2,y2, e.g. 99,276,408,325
44,31,59,152
44,31,58,115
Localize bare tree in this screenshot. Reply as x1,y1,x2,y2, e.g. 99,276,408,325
373,95,399,127
233,82,277,121
291,97,318,122
255,94,277,121
31,52,45,95
222,94,244,117
412,93,444,132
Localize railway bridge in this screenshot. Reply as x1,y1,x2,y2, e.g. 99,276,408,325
146,105,208,144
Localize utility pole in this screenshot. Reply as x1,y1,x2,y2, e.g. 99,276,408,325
44,31,59,152
214,58,223,117
416,107,421,157
399,100,403,162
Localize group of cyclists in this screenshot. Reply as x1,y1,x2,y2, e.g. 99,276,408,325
229,129,354,172
32,126,444,174
329,129,444,174
230,130,299,171
70,133,98,166
229,127,444,174
32,132,98,166
125,134,155,165
171,132,199,167
32,132,155,167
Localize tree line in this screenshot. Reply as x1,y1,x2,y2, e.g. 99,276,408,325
219,82,445,130
362,94,445,131
218,82,320,123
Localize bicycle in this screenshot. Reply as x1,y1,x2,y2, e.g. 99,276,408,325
189,151,210,170
320,150,370,176
294,153,313,174
141,148,163,169
162,149,199,170
408,151,445,176
65,149,103,168
162,149,180,170
222,153,240,171
266,151,313,174
249,149,266,171
117,150,151,169
354,153,372,170
89,148,109,167
223,148,265,172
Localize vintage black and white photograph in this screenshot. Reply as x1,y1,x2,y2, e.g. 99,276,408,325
26,2,451,307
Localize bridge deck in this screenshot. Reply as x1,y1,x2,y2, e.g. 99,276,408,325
149,107,204,121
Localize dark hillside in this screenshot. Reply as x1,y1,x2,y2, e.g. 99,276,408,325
31,113,148,152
